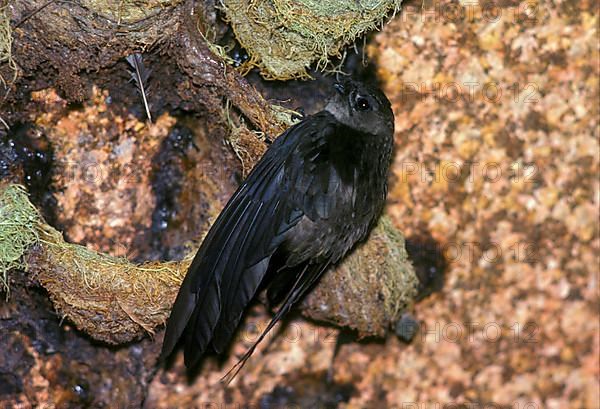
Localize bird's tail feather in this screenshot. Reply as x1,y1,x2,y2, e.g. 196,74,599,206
220,262,329,384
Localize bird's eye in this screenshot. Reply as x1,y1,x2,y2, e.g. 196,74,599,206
355,96,371,111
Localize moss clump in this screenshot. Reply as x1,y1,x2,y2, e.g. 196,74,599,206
222,0,402,79
30,223,192,344
0,184,40,297
0,182,192,343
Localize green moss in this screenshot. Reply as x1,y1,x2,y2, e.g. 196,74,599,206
270,104,302,128
222,0,402,79
0,184,41,297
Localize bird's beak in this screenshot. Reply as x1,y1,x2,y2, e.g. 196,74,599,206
333,82,345,95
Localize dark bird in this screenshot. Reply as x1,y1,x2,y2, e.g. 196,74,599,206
161,79,395,379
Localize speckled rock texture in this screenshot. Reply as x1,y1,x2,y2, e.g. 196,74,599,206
365,0,597,407
146,0,599,407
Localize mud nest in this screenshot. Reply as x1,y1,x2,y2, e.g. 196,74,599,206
302,216,417,337
221,0,403,79
0,184,194,343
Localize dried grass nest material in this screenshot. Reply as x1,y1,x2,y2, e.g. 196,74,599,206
222,0,403,79
0,183,418,344
29,225,193,344
0,2,16,88
302,216,418,337
0,183,192,344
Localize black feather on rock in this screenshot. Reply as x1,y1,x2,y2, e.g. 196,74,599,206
126,53,153,122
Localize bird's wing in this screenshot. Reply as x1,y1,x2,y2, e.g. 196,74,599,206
210,114,353,352
218,116,360,381
161,112,342,368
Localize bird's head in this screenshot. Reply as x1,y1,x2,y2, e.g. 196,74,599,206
324,79,394,138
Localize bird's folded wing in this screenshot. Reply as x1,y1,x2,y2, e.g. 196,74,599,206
161,112,344,367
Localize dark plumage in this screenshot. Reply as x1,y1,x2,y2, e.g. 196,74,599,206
161,80,395,379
